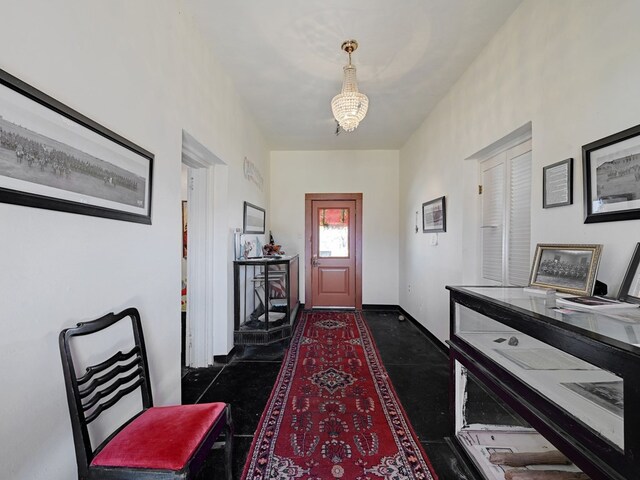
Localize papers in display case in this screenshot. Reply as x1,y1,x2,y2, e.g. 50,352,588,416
556,295,639,310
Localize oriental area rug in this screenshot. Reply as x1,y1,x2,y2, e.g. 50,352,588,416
242,310,438,480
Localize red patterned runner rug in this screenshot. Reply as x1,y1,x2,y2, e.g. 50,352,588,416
242,310,438,480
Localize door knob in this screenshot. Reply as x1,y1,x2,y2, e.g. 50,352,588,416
311,255,319,267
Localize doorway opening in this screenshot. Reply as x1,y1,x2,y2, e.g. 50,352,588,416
305,193,362,309
181,131,230,367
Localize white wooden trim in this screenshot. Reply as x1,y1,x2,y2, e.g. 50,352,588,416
182,131,229,367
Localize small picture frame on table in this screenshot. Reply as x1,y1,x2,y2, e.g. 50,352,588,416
529,243,603,296
422,196,446,233
543,158,573,208
618,243,640,305
583,123,640,223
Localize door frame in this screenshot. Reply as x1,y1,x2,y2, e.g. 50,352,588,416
304,193,363,309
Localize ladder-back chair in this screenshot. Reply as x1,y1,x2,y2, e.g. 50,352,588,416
59,307,233,479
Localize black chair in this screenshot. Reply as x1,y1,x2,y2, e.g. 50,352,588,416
59,307,233,479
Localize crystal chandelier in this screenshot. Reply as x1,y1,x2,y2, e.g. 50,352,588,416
331,40,369,132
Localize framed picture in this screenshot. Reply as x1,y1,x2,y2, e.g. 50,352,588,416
543,158,573,208
529,243,603,296
583,124,640,223
243,201,265,234
0,69,153,224
618,242,640,304
422,196,446,233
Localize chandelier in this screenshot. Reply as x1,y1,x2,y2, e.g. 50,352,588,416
331,40,369,132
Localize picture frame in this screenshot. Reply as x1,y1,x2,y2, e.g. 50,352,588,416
617,242,640,304
583,123,640,223
422,196,446,233
543,158,573,208
529,243,603,296
243,201,265,234
0,68,153,224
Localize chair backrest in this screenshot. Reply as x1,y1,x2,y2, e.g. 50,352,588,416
59,307,153,475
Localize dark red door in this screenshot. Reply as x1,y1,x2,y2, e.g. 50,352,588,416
305,194,362,309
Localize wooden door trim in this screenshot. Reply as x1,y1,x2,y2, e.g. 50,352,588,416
305,193,362,309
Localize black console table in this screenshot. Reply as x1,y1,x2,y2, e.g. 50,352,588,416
234,255,299,345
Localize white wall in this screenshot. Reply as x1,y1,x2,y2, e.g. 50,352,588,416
0,1,269,478
270,150,399,305
400,0,640,343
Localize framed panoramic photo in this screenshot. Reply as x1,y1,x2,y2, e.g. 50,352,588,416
0,68,153,224
583,124,640,223
618,242,640,304
543,158,573,208
422,196,446,233
529,244,603,296
243,201,265,234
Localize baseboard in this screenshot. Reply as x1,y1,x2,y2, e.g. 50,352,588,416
213,346,236,364
397,306,449,355
362,303,398,311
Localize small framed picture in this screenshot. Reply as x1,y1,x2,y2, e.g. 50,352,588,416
243,201,265,234
422,196,446,233
543,158,573,208
583,124,640,223
618,243,640,304
529,244,603,296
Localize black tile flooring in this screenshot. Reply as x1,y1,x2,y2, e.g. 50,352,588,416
184,309,525,479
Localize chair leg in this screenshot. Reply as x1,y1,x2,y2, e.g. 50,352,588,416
224,406,234,480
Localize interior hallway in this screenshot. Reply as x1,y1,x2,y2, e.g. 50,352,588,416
183,309,525,479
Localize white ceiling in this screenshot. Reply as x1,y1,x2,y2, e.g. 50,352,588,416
184,0,522,150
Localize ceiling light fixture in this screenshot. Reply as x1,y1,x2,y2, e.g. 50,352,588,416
331,40,369,133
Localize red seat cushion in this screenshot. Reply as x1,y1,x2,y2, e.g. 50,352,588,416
91,403,227,470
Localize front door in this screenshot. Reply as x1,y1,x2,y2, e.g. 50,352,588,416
305,193,362,309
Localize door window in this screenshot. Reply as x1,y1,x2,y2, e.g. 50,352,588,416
318,208,349,257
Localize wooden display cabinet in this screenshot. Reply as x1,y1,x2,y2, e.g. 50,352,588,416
447,286,640,480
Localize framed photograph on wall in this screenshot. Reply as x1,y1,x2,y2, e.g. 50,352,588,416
583,124,640,223
529,243,603,296
0,68,153,224
618,242,640,304
243,201,265,234
422,196,446,233
543,158,573,208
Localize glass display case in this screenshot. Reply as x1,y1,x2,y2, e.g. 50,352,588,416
447,286,640,480
234,255,299,345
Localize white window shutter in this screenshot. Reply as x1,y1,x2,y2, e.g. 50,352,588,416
482,164,504,282
508,152,532,286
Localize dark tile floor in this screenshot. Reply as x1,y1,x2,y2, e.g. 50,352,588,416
185,309,525,479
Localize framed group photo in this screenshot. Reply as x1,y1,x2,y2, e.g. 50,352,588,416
0,68,153,224
583,123,640,223
422,196,446,233
529,243,603,296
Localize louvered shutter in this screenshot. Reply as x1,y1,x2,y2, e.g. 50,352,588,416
508,151,532,286
482,163,504,282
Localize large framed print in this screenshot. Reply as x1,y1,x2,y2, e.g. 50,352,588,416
0,68,153,224
543,158,573,208
243,201,265,234
528,243,603,296
618,242,640,304
583,124,640,224
422,196,446,233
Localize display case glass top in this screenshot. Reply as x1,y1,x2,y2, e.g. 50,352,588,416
457,286,640,352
